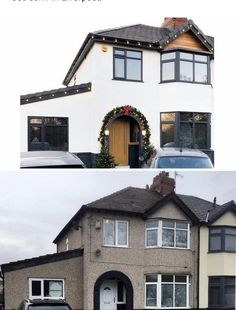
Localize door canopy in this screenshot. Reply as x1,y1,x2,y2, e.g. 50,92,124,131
99,105,151,158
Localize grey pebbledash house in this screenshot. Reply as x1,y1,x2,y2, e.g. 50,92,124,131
20,17,214,167
1,172,236,310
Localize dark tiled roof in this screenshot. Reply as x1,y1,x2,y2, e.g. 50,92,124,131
1,248,83,273
93,24,170,43
208,200,236,223
178,194,216,222
87,186,163,214
20,82,91,105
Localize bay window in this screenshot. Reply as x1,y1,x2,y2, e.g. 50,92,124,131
209,226,236,253
161,51,210,84
103,219,128,247
145,220,190,249
145,274,189,308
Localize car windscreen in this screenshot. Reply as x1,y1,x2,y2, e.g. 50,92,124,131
157,156,212,168
29,306,70,310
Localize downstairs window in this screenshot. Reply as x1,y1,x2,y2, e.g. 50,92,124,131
29,278,64,299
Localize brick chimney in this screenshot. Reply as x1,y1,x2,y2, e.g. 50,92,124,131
150,171,175,196
161,17,188,29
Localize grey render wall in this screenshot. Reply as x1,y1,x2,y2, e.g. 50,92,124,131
80,201,199,310
4,256,83,310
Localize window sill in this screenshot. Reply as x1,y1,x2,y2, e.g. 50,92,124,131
159,80,212,86
112,78,144,83
208,250,236,254
102,245,129,249
145,246,190,250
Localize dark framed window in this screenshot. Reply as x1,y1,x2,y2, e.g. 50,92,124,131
209,277,235,308
113,48,142,81
209,226,236,253
160,112,211,149
28,117,68,151
161,51,211,84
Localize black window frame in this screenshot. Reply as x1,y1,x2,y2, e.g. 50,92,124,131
209,276,235,308
161,50,211,85
113,47,143,82
28,116,69,151
160,112,211,150
209,226,236,253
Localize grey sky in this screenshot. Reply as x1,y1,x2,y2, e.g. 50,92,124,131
0,170,236,265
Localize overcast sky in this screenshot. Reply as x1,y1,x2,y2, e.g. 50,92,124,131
1,1,236,168
0,170,236,265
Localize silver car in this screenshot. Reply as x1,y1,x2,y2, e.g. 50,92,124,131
20,151,86,169
150,148,213,169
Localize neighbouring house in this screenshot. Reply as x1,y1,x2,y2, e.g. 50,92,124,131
20,17,214,167
0,277,3,310
1,172,235,310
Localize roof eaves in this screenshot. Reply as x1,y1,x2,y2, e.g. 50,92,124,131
20,82,92,105
1,248,83,273
208,200,236,224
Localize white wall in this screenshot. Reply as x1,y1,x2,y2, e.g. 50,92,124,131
21,42,214,153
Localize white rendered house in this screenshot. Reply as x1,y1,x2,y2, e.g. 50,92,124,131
20,17,214,167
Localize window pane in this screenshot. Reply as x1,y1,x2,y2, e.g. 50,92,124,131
180,61,193,81
176,230,188,248
210,235,222,251
127,51,141,59
175,284,186,307
30,118,42,125
45,126,68,151
176,222,188,229
225,285,235,307
48,281,63,298
104,220,115,245
180,123,193,148
146,274,158,282
30,127,42,143
146,220,158,228
162,229,174,247
195,54,207,62
210,228,222,234
44,118,68,126
161,124,175,146
117,221,128,245
162,52,176,60
195,123,207,149
175,276,187,283
162,284,173,307
180,52,193,60
225,235,236,252
163,221,174,228
146,284,157,307
162,275,173,282
161,113,176,122
162,62,175,80
225,228,236,235
195,63,208,83
209,286,221,306
126,59,141,80
32,281,41,296
147,229,158,247
180,113,193,122
194,113,208,121
114,49,125,56
114,58,125,78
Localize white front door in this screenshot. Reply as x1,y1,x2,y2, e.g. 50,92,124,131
100,280,117,310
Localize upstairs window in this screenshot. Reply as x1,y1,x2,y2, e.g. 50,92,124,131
103,219,128,247
29,278,64,299
145,220,190,249
113,48,142,81
161,51,210,84
209,226,236,253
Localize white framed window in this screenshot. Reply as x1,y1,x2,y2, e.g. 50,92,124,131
29,278,64,299
103,219,128,247
145,274,189,309
145,220,190,249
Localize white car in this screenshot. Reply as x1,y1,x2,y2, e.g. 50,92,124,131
150,148,213,169
20,151,86,169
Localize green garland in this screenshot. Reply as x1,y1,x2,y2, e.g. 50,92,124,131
99,106,152,160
